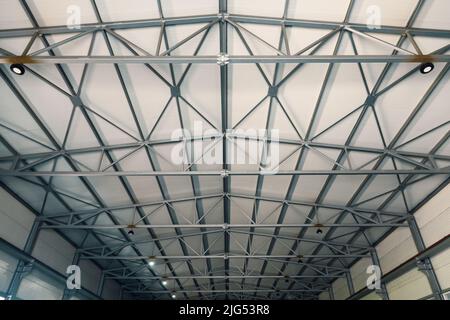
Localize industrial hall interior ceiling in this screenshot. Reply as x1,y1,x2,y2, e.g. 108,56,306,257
0,0,449,300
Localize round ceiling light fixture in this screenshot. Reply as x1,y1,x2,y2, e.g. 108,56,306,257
148,256,156,267
420,62,434,74
10,64,25,75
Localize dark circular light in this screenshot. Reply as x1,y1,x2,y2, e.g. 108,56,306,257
316,228,323,235
420,62,434,74
127,229,134,236
10,64,25,75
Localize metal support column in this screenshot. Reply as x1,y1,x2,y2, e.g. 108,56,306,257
328,286,335,300
5,218,41,299
370,249,389,300
408,216,443,300
62,252,80,300
346,271,355,296
97,272,105,297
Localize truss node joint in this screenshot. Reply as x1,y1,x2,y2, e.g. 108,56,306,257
218,13,229,23
365,95,377,107
220,170,229,178
170,86,181,97
268,86,279,97
70,95,83,107
416,258,433,272
217,53,230,66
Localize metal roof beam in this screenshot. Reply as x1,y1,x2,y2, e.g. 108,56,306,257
39,222,408,230
105,274,345,281
2,168,448,176
2,135,448,163
80,254,368,260
2,54,450,64
1,14,449,38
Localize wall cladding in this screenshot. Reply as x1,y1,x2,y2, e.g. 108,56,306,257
0,186,121,299
321,184,450,300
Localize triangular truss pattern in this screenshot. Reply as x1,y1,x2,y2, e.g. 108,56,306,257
0,0,449,300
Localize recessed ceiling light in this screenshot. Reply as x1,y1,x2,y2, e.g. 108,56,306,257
10,64,25,75
420,62,434,74
162,280,168,286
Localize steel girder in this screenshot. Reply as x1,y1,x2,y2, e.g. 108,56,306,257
1,10,450,66
0,13,449,39
2,55,450,64
103,262,348,279
1,137,448,168
29,192,407,221
107,274,345,281
79,253,370,261
0,0,449,300
40,223,408,230
1,168,449,176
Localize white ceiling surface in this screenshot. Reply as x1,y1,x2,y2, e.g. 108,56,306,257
0,0,449,299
